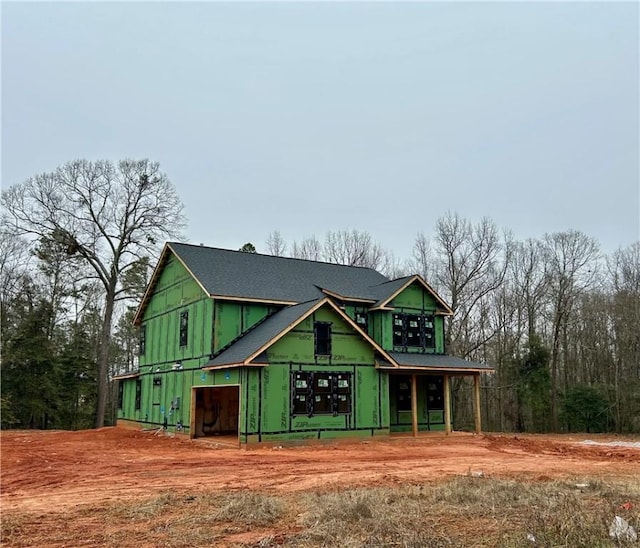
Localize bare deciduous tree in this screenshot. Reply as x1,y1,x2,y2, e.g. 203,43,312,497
543,230,599,431
0,231,31,304
607,242,640,431
265,230,287,256
291,236,323,261
510,239,549,340
411,232,433,281
2,159,186,427
323,229,387,269
432,212,512,357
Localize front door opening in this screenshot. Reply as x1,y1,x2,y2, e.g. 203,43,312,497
192,386,239,439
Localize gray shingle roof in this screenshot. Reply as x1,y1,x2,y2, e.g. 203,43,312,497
203,299,322,368
169,242,389,303
387,352,493,372
368,276,414,307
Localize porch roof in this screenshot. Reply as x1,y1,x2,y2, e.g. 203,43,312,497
381,352,493,374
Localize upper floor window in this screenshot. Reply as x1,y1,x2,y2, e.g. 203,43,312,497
179,311,189,347
393,313,435,349
139,324,147,356
354,311,368,332
314,321,332,356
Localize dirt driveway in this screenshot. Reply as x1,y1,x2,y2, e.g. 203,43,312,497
2,428,639,517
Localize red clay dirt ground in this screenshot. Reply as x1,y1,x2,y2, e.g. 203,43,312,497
2,427,639,518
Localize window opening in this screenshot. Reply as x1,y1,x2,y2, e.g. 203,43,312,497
179,311,189,347
313,372,332,414
393,313,436,350
314,321,332,356
355,311,368,332
405,315,422,347
139,324,146,356
423,315,435,348
292,372,310,415
396,379,412,411
117,381,124,409
426,376,444,410
393,314,404,346
135,379,142,410
291,371,352,417
335,373,352,414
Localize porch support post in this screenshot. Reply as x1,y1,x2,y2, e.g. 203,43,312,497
473,373,482,434
411,374,419,437
443,374,452,435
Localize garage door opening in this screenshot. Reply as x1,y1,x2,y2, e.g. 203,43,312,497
191,386,239,443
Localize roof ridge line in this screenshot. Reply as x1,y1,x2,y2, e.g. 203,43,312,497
168,241,388,273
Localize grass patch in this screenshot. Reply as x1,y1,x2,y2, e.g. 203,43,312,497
212,492,284,526
2,477,639,547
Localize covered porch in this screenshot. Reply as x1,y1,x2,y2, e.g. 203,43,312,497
380,352,493,437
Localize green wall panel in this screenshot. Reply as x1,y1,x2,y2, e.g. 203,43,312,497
267,308,374,366
140,253,211,368
214,301,272,352
120,255,457,443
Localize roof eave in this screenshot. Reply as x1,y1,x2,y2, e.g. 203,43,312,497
211,294,298,306
133,243,172,326
376,364,494,374
201,361,267,371
133,242,212,326
320,287,376,304
112,371,140,380
372,275,454,315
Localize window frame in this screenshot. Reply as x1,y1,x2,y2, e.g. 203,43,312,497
139,324,147,356
426,376,444,411
290,371,352,417
314,321,332,356
179,310,189,347
134,379,142,411
392,313,436,350
396,379,412,411
291,371,311,416
354,311,368,332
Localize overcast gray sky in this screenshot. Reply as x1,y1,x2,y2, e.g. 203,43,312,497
2,1,639,260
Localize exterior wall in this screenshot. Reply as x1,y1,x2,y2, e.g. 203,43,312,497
387,283,445,354
118,257,455,442
119,298,391,443
140,254,212,368
240,306,389,443
119,253,216,431
344,283,446,354
118,363,243,433
213,301,276,353
389,375,446,432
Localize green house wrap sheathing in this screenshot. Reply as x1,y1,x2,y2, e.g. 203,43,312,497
116,243,493,445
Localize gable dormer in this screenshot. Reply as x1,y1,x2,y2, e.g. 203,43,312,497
364,276,452,354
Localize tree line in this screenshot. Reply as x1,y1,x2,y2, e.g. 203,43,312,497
2,159,638,433
1,159,185,429
262,221,639,433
